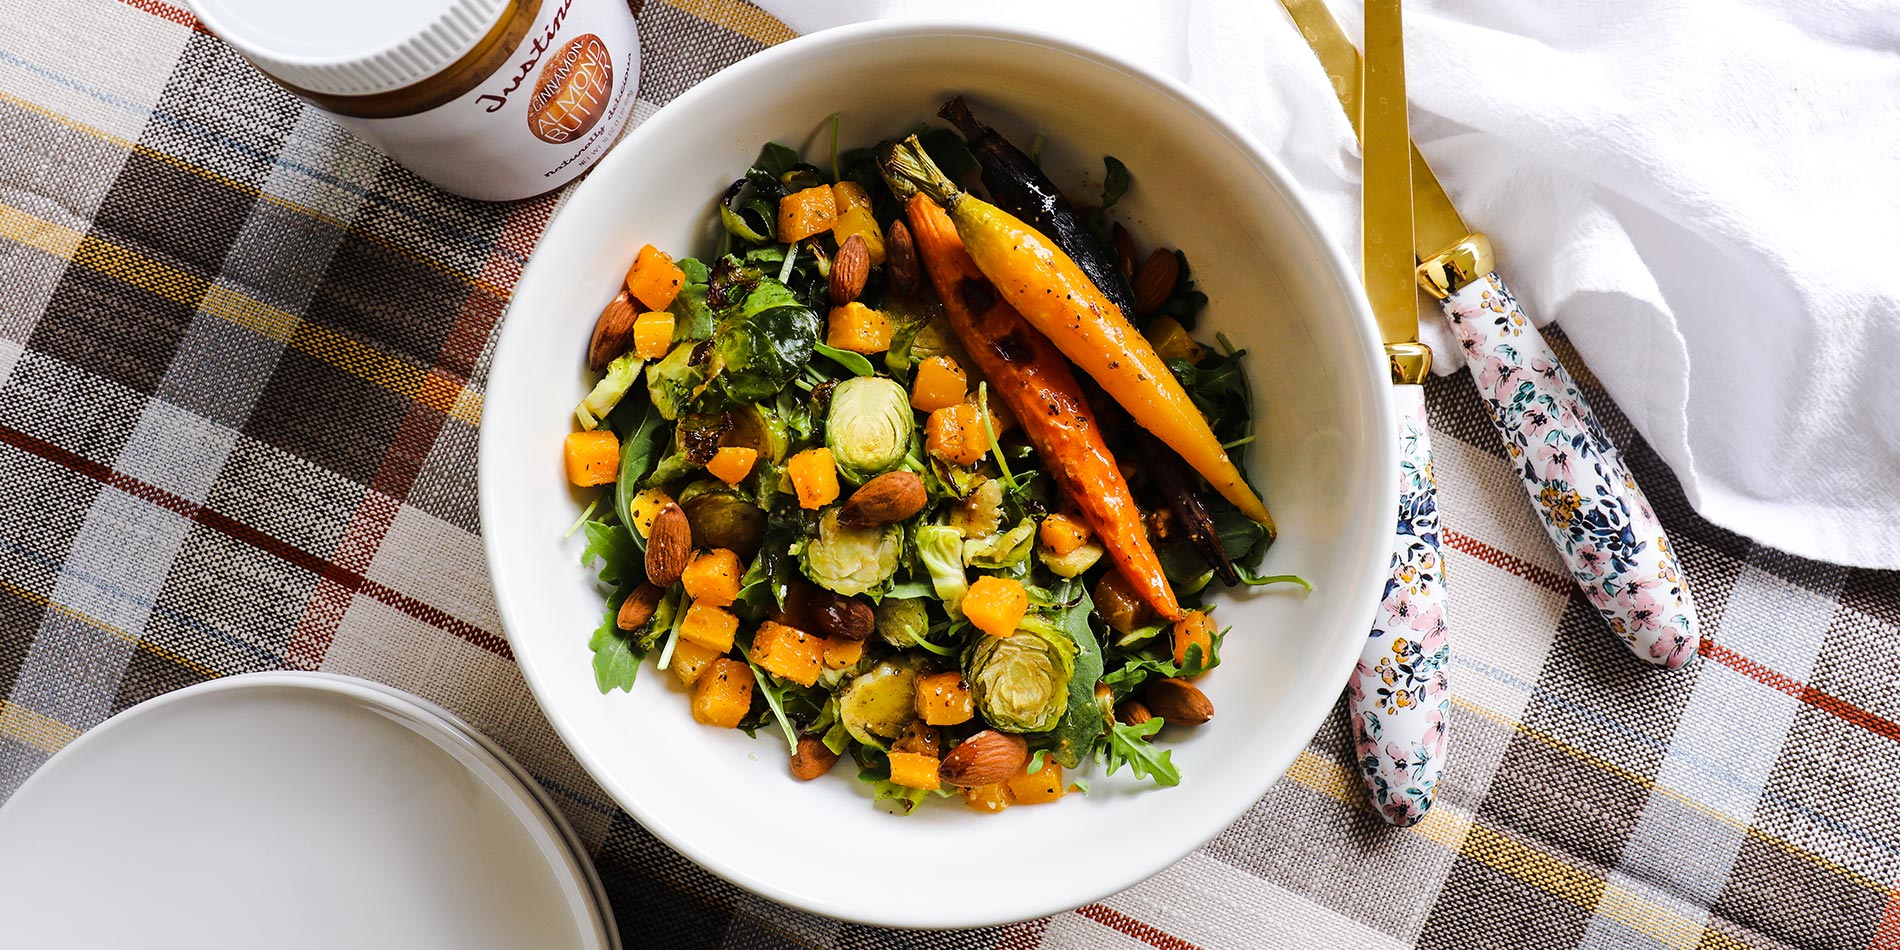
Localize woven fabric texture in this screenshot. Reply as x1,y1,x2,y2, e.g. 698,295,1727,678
1,2,1895,947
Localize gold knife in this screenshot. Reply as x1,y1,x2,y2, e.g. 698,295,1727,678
1279,0,1700,671
1344,0,1451,827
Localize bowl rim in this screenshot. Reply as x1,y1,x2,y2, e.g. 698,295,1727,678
480,17,1395,929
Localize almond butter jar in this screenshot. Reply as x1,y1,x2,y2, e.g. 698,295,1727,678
188,0,640,201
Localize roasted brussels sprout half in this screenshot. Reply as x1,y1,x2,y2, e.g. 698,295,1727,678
947,478,1003,538
723,402,789,463
575,352,642,430
677,481,766,560
824,376,913,483
1039,538,1105,578
964,518,1034,569
914,524,968,613
711,279,820,403
839,655,922,747
647,341,708,421
965,629,1075,733
801,508,901,597
875,596,930,649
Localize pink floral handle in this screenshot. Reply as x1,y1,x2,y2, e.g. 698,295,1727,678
1442,272,1699,668
1348,384,1450,827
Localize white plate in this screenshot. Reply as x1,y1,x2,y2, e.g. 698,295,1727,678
0,673,612,950
481,20,1394,928
332,675,622,950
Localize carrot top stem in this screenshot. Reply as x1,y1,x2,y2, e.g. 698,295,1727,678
879,135,960,208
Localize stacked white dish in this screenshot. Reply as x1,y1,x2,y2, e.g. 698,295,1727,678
0,672,619,950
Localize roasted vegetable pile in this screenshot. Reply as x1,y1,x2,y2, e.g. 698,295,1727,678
564,100,1304,812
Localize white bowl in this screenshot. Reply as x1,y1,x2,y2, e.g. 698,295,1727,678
482,20,1393,929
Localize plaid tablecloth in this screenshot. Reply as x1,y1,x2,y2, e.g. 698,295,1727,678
2,2,1896,947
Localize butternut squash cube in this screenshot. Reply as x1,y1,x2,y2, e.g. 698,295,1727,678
1038,513,1092,557
887,751,941,790
628,487,674,538
705,446,758,487
1006,761,1065,804
925,403,988,467
633,311,675,360
625,244,685,312
1144,315,1205,365
563,430,619,486
777,185,836,241
681,548,743,607
822,636,864,670
894,721,942,758
787,447,840,509
830,182,887,264
1172,609,1218,671
910,356,968,413
914,671,974,726
678,603,739,653
749,620,825,688
826,302,894,354
669,638,724,687
964,782,1013,813
691,657,753,728
962,576,1028,638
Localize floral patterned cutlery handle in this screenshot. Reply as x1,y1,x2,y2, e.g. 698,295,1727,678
1439,271,1699,668
1349,384,1450,827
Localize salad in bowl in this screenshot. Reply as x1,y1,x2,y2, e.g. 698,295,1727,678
559,98,1303,813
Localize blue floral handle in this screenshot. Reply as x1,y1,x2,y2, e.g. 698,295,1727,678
1440,272,1699,668
1349,384,1450,827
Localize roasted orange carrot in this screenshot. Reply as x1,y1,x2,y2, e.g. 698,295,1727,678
884,138,1272,528
908,195,1182,621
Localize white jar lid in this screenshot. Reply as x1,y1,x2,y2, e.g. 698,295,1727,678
186,0,513,98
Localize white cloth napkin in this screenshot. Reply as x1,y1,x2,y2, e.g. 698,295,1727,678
754,0,1900,569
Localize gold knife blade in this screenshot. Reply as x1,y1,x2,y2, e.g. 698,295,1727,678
1280,0,1471,269
1359,0,1429,383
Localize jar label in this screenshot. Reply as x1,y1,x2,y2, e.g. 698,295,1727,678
527,33,614,145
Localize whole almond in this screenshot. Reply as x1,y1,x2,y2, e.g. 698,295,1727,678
808,589,875,641
587,290,637,371
939,730,1029,787
1142,677,1213,725
1111,223,1137,280
615,582,665,631
1116,699,1154,734
644,503,692,587
789,735,840,781
839,471,926,528
830,234,870,306
885,218,920,298
1133,248,1180,317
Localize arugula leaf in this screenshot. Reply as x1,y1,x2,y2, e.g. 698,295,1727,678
1026,749,1050,775
743,649,802,754
1037,579,1106,768
669,257,716,340
813,341,876,377
1103,718,1179,787
1238,571,1312,590
581,521,644,588
755,142,802,179
588,589,641,693
612,402,669,545
1085,156,1131,244
1102,624,1225,702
